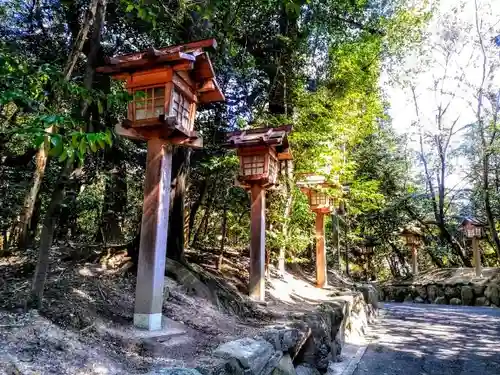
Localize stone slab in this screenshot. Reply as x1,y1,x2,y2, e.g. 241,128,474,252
214,338,274,375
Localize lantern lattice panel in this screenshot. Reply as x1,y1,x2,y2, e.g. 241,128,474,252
171,88,191,130
268,154,278,184
133,86,165,120
242,155,265,176
464,225,483,238
310,190,330,207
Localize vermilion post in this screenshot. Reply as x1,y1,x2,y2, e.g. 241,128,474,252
250,184,266,301
134,140,172,330
315,212,327,288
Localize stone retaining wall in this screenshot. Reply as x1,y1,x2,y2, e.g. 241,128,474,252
379,282,500,307
152,285,378,375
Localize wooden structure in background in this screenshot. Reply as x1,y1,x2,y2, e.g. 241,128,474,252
460,218,485,278
226,126,292,301
97,39,224,330
400,226,423,276
297,175,336,288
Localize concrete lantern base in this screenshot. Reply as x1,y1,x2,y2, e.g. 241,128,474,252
134,313,163,331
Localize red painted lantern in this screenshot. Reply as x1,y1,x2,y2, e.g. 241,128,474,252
226,125,292,188
297,174,336,214
97,39,224,148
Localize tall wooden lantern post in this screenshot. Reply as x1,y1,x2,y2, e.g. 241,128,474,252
400,226,423,276
97,39,224,330
297,175,335,288
226,126,292,301
460,218,485,277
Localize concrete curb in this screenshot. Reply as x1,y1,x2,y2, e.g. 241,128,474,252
341,345,368,375
329,306,386,375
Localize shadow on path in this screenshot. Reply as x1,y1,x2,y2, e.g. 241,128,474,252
353,303,500,375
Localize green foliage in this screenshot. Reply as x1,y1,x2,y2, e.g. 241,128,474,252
0,0,437,283
0,44,115,165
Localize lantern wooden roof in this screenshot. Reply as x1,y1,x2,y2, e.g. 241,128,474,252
97,39,224,104
225,125,292,160
296,175,336,214
401,225,423,238
460,217,486,228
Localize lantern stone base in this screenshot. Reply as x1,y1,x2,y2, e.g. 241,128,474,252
134,313,163,331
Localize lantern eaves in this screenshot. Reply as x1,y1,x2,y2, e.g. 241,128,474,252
96,39,224,104
460,217,485,228
225,125,292,159
400,225,423,237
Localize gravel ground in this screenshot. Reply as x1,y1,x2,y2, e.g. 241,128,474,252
353,303,500,375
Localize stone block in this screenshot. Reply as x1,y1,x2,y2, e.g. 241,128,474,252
260,351,283,375
485,284,500,306
475,297,490,306
472,284,486,296
444,286,460,299
461,286,474,306
416,285,427,299
450,298,461,305
404,295,413,303
292,302,343,371
394,288,407,302
272,354,296,375
257,326,300,352
357,284,379,309
434,296,447,304
152,369,203,375
414,296,425,303
214,338,274,375
295,364,320,375
427,285,438,302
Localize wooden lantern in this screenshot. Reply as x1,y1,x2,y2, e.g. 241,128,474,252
96,39,224,331
460,217,485,239
400,226,422,276
97,39,225,148
460,217,485,277
297,174,336,214
400,227,422,246
226,125,292,189
296,175,337,288
225,125,292,301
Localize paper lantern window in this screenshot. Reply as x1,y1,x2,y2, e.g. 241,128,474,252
310,190,330,207
268,153,278,184
461,219,484,239
133,86,166,120
171,88,192,129
242,155,265,176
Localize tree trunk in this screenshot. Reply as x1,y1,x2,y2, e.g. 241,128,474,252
167,147,191,262
474,0,500,260
191,187,216,247
63,0,100,80
217,199,229,271
188,178,209,242
27,163,71,309
26,0,106,309
14,143,50,249
482,152,500,259
278,160,293,276
98,145,127,244
13,0,101,249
